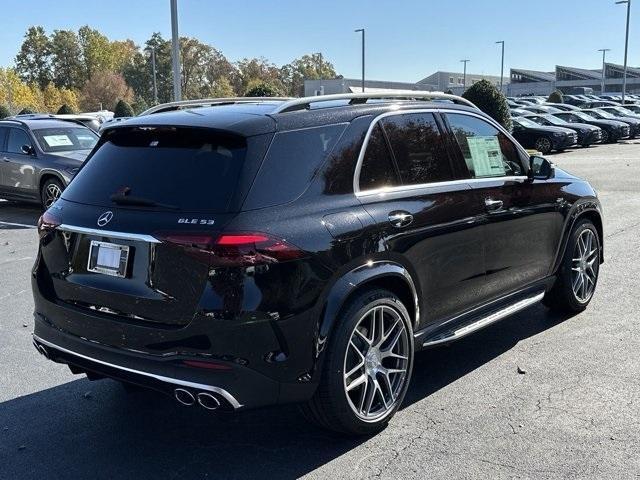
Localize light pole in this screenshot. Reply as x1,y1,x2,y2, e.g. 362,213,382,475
460,59,470,91
496,41,505,92
598,48,611,94
355,29,365,92
615,0,631,103
151,47,158,105
170,0,182,101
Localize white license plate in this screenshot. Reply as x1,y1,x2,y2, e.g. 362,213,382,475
87,240,130,277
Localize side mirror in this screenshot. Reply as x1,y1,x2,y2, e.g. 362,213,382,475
21,144,35,156
529,155,555,180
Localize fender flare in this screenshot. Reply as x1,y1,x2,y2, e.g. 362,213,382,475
551,200,603,274
317,260,420,345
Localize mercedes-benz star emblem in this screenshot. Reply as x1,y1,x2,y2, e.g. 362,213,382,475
97,211,114,227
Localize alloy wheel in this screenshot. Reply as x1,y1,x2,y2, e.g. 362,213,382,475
600,129,609,143
44,183,62,208
343,305,409,422
535,137,552,154
571,229,599,303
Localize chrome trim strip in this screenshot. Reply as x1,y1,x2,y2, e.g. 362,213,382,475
422,292,544,347
353,108,531,196
57,224,160,243
33,335,243,409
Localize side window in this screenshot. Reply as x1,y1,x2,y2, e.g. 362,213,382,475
358,124,400,191
7,128,32,154
381,113,454,185
446,113,524,178
0,127,8,151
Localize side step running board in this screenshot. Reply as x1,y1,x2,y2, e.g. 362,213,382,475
422,292,545,347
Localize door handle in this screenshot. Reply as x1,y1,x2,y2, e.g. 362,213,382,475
484,198,504,212
388,211,413,228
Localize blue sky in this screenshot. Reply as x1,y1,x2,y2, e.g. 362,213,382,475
0,0,637,82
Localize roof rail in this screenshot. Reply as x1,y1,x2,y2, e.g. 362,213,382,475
139,97,294,116
271,91,477,114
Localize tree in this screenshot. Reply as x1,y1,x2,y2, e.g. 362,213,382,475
0,105,10,119
245,81,282,97
280,53,337,96
131,97,149,115
209,76,235,98
50,29,83,89
113,99,134,117
57,104,75,114
15,26,52,89
236,57,284,94
547,90,564,104
78,26,115,82
81,71,133,111
462,79,512,131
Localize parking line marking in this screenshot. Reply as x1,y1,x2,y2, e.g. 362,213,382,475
0,221,36,229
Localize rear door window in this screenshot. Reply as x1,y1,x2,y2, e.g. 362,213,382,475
380,113,454,185
7,128,32,154
358,124,401,191
61,127,248,212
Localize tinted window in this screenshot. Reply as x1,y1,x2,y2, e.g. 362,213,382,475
446,113,524,178
32,127,98,152
244,124,346,209
7,128,32,154
358,124,400,191
381,113,453,185
0,127,7,151
62,127,247,212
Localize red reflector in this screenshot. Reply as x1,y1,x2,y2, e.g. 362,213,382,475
216,234,269,245
182,360,232,370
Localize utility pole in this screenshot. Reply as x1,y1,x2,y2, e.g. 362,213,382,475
460,59,470,91
170,0,182,101
496,41,505,92
598,48,611,94
151,47,158,105
355,29,365,92
615,0,631,103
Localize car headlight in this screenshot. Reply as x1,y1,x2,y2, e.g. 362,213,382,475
553,132,564,137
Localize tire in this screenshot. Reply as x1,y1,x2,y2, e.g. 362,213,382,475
600,129,610,144
544,219,600,313
40,177,64,209
535,137,553,154
302,288,414,436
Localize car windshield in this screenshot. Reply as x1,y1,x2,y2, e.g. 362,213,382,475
590,110,615,119
32,127,98,153
542,115,568,126
573,112,596,121
514,118,538,128
613,107,635,115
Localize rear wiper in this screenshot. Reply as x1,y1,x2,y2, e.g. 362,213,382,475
110,193,178,210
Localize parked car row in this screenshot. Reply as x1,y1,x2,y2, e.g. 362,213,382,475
507,96,640,153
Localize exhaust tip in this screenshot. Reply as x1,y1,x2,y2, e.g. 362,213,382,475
197,392,221,411
174,388,195,406
36,344,49,359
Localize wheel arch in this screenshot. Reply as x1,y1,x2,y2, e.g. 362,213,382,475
318,261,420,344
552,202,604,274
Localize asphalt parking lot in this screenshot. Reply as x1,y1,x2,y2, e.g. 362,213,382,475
1,142,639,480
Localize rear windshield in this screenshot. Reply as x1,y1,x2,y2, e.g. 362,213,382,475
33,127,98,152
61,126,247,212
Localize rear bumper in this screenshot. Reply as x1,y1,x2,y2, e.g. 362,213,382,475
32,312,281,409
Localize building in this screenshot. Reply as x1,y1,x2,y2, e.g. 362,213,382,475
417,71,506,94
510,63,640,96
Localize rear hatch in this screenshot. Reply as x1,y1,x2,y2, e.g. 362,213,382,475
38,125,270,327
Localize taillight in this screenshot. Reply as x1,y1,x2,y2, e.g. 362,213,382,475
37,210,61,239
154,231,306,266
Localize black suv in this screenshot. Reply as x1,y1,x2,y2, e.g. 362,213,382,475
31,94,603,436
0,115,99,208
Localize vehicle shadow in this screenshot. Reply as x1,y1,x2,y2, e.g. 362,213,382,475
0,304,573,480
0,201,42,228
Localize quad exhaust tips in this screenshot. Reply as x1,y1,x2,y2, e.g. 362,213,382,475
174,388,220,410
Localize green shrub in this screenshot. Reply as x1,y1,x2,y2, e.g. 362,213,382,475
113,99,134,118
547,90,563,104
462,79,512,131
18,107,35,115
0,105,10,119
244,82,281,97
57,104,75,114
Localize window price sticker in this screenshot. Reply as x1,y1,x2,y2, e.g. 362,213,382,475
466,136,506,177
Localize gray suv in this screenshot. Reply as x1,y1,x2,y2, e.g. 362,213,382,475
0,115,98,208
